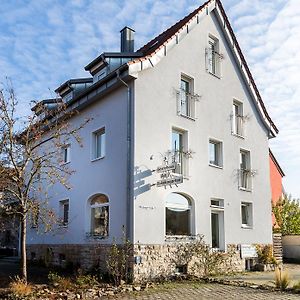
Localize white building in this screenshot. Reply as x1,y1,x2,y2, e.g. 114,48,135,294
27,0,278,279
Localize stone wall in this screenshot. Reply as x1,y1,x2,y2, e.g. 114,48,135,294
28,242,271,282
133,243,245,282
27,244,111,271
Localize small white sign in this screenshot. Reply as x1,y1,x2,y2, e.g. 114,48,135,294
156,176,183,187
156,164,176,173
240,244,258,258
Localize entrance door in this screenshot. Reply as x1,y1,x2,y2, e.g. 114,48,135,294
211,211,225,250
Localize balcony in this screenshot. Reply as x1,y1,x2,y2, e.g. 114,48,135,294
177,89,198,119
238,169,252,191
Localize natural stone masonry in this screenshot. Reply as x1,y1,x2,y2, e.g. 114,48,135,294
27,244,111,271
28,242,269,282
273,233,283,263
133,244,245,282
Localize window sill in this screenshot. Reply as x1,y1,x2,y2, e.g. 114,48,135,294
58,224,68,228
165,235,196,242
209,163,223,169
232,133,245,139
91,156,105,162
239,187,252,193
60,161,70,166
208,72,221,79
241,225,253,229
85,233,109,240
178,114,196,121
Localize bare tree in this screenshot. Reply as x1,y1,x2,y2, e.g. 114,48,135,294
0,83,90,281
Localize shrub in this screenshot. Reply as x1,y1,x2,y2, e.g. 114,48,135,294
9,276,33,298
256,245,277,265
274,267,290,290
48,271,73,290
106,231,132,286
172,235,234,278
293,280,300,291
75,274,98,287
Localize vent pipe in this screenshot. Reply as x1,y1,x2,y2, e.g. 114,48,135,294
120,26,135,52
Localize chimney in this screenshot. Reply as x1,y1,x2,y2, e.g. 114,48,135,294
120,26,135,52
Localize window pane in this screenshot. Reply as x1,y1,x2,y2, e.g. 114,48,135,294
211,213,219,248
209,142,216,164
241,205,248,225
172,131,182,152
91,206,109,236
91,194,109,205
63,203,69,224
95,130,105,159
166,208,189,235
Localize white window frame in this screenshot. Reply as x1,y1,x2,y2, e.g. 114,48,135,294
239,149,252,191
90,198,109,237
210,198,225,251
232,100,244,137
92,127,106,161
171,128,188,177
61,144,71,164
59,199,69,227
165,193,193,237
177,74,196,120
206,35,221,78
241,202,253,228
209,139,223,168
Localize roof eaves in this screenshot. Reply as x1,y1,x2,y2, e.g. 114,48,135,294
269,149,285,177
215,0,278,134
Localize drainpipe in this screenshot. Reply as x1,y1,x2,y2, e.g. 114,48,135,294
116,70,132,242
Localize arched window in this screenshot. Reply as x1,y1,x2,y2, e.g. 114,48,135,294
90,194,109,237
166,193,191,236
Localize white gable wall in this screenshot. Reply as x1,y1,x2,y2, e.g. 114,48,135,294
133,9,272,245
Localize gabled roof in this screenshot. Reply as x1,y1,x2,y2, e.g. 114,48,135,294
129,0,278,136
137,0,211,55
269,149,285,177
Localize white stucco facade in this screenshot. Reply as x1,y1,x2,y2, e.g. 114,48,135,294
27,0,276,268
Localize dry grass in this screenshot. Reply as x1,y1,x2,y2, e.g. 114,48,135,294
9,276,33,297
274,267,290,290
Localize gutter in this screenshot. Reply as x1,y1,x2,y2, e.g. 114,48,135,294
116,70,133,242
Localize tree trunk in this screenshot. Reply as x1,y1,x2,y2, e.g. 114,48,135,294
20,215,27,282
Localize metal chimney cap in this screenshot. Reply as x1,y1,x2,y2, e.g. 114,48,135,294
120,26,135,33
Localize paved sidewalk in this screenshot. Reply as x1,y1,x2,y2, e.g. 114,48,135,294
109,283,299,300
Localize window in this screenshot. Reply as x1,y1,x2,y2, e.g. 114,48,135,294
166,193,191,236
206,36,221,77
172,129,187,175
209,139,223,167
241,202,253,228
92,128,106,160
59,200,69,226
62,145,70,164
178,75,196,119
232,101,244,136
239,150,252,190
90,194,109,237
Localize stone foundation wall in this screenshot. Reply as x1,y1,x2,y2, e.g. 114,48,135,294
28,242,271,282
133,243,245,282
27,244,111,271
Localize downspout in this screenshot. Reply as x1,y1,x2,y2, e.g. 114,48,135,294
116,70,132,242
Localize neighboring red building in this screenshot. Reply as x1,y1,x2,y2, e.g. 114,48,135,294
269,149,285,225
